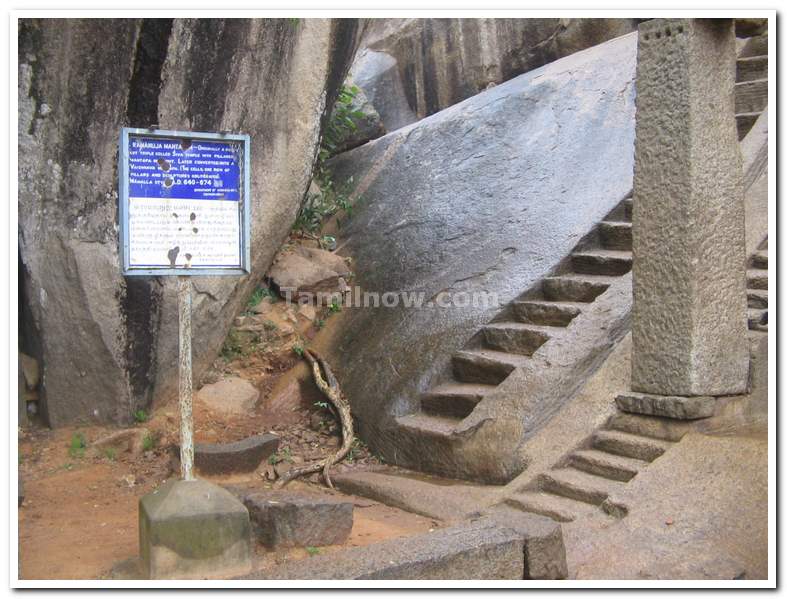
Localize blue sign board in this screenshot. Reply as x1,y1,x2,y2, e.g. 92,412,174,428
118,128,251,276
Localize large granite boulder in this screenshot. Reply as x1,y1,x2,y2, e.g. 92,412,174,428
18,18,365,425
324,32,638,477
353,18,641,125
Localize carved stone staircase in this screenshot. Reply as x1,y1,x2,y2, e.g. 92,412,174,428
392,194,635,478
735,42,768,140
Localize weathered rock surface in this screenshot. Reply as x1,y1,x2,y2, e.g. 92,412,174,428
325,33,638,477
349,49,418,132
19,353,39,390
267,245,351,302
18,18,365,425
196,376,259,415
243,490,353,548
354,18,641,124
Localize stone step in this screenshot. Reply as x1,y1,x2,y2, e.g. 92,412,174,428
396,412,461,438
451,349,526,385
735,79,768,114
747,289,768,309
571,249,632,277
481,322,555,355
541,274,613,303
607,412,691,443
569,449,647,482
737,55,768,82
538,467,626,506
511,300,583,327
751,249,768,270
592,429,672,462
736,112,760,140
748,308,768,330
747,268,768,290
598,221,632,251
421,382,495,419
504,491,597,523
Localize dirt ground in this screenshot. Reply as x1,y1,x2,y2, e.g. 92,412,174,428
18,279,440,581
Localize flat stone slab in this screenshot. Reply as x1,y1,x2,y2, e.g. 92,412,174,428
616,392,716,420
332,469,492,522
237,517,523,580
139,479,252,579
243,490,353,549
192,434,279,475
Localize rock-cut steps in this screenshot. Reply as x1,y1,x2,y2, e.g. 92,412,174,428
735,52,768,140
502,413,683,523
396,195,634,444
747,239,768,332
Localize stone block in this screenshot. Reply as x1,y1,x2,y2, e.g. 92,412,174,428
486,506,568,579
632,18,749,396
237,517,524,580
616,392,716,420
191,434,279,475
243,490,353,549
139,479,252,579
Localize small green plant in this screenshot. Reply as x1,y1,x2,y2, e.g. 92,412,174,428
306,546,320,556
329,300,341,313
247,286,277,309
268,447,293,465
103,447,116,461
314,400,329,410
292,344,305,357
314,318,326,330
68,433,86,459
346,438,368,464
133,409,148,423
220,329,244,361
142,434,156,452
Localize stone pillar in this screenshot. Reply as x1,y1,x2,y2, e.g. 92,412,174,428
631,18,749,396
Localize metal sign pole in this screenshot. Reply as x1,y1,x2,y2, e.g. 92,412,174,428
178,276,195,481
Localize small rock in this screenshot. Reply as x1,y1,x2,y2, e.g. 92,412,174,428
196,377,259,416
251,298,274,315
274,461,294,478
20,353,40,390
277,322,295,337
93,428,150,458
298,303,316,321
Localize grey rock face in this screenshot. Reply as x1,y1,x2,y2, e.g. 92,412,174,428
325,33,638,479
349,49,418,132
17,18,364,425
631,19,749,396
243,490,353,549
354,18,641,124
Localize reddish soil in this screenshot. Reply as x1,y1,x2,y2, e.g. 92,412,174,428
18,290,433,581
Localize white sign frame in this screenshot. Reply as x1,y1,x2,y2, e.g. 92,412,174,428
118,127,251,276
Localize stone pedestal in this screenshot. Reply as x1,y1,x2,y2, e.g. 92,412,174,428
632,18,749,396
139,479,252,579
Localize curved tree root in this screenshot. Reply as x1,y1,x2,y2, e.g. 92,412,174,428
273,349,354,489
